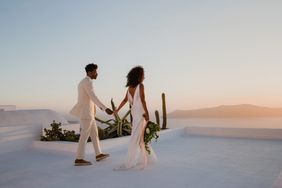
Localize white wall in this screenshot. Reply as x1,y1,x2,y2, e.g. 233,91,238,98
0,109,69,153
0,105,16,111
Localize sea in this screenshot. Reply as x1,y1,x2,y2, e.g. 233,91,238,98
166,117,282,129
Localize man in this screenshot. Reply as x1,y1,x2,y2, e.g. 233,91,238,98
70,63,113,166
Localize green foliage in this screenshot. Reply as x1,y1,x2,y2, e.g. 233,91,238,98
40,120,104,142
63,129,79,142
144,121,161,154
41,121,65,141
98,127,106,140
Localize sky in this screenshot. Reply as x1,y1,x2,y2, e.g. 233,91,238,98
0,0,282,114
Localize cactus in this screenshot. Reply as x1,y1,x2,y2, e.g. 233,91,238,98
162,93,167,129
155,110,160,125
96,99,132,138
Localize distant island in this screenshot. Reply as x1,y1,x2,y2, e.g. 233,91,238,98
168,104,282,118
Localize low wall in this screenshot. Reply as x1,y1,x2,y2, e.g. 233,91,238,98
0,109,69,153
3,122,282,154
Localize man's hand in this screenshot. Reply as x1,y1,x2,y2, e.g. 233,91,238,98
105,108,113,115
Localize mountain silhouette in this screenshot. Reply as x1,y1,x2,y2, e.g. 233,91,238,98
168,104,282,118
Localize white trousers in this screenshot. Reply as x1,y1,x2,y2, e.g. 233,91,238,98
76,119,102,159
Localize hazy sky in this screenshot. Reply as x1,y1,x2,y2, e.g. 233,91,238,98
1,0,282,114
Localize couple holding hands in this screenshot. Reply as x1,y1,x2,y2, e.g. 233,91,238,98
70,64,156,170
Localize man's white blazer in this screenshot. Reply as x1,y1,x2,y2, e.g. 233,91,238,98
70,76,107,120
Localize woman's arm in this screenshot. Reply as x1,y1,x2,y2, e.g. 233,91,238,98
140,84,149,121
115,92,128,113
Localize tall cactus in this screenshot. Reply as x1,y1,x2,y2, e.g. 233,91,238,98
155,110,160,125
162,93,167,129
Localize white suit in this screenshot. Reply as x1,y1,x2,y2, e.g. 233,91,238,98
70,76,107,159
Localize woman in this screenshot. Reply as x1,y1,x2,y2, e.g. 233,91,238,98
114,66,157,170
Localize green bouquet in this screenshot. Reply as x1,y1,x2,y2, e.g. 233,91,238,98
144,121,161,154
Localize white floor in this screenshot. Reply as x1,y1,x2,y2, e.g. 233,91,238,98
1,128,282,188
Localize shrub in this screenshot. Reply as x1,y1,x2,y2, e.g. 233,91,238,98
41,120,105,142
41,121,64,141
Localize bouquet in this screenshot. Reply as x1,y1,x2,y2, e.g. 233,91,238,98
144,121,161,154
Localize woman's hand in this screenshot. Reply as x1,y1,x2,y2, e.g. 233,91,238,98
143,113,149,121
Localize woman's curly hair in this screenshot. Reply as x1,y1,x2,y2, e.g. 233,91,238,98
126,66,144,87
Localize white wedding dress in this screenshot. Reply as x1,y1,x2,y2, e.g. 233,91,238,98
115,84,157,170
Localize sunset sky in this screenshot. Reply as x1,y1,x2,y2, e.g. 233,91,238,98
0,0,282,113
